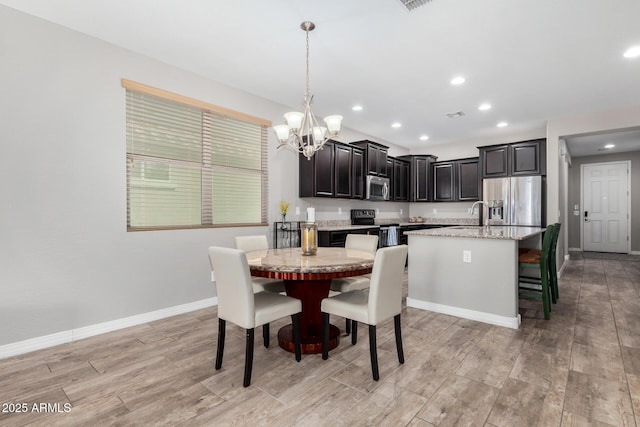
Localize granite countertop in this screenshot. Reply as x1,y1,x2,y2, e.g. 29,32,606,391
245,247,374,274
404,225,545,241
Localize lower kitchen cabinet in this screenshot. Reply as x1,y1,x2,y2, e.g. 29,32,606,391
318,227,378,247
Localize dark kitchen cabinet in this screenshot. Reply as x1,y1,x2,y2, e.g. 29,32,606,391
432,162,455,201
299,140,335,197
351,140,389,177
432,157,480,202
457,158,480,201
351,147,365,199
334,144,352,198
479,139,546,178
511,139,546,176
386,157,395,200
393,158,409,201
480,144,509,178
398,155,437,202
299,140,365,199
318,227,378,247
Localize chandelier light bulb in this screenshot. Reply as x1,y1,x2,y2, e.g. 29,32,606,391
284,112,304,131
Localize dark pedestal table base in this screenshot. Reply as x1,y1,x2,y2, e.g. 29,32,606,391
278,279,340,354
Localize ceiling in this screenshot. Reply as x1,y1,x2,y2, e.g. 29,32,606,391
2,0,640,152
565,128,640,158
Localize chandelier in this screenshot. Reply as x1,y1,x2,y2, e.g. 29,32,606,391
273,21,343,160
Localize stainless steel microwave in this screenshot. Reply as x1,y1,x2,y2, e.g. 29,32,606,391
366,175,390,201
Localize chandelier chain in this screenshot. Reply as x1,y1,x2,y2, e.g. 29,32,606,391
305,27,310,99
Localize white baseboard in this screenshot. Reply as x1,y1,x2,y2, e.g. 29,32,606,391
631,250,640,256
568,247,582,252
0,297,217,360
558,257,568,278
406,297,520,329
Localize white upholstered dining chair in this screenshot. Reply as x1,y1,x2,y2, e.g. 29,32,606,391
208,246,302,387
321,245,408,381
235,235,286,294
329,233,378,334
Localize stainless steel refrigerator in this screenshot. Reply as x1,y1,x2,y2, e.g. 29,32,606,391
482,176,544,226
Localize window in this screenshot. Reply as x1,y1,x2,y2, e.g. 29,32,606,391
123,79,270,230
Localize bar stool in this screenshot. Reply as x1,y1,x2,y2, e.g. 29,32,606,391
518,223,561,303
518,224,556,320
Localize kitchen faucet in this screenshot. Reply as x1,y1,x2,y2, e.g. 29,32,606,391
471,201,490,229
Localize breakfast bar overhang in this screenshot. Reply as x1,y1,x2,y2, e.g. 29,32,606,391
405,226,545,329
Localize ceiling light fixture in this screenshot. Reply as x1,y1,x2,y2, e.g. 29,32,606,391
391,122,402,128
450,76,466,85
352,105,363,111
478,103,492,111
273,22,343,160
497,121,508,128
419,135,429,141
623,45,640,58
604,143,615,149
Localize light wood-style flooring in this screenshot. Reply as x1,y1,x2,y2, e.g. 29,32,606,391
1,257,640,426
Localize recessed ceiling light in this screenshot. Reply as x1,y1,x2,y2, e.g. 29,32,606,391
419,135,429,141
450,76,466,85
352,105,363,111
497,121,508,128
391,122,402,128
604,143,615,149
478,103,492,111
623,45,640,58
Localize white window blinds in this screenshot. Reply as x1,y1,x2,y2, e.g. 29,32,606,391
123,79,270,230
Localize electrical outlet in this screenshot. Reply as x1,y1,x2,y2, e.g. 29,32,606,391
338,207,342,214
432,208,438,214
400,209,403,215
376,208,379,215
211,271,216,282
295,206,300,215
463,250,471,263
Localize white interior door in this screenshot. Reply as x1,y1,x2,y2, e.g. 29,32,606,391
581,161,630,253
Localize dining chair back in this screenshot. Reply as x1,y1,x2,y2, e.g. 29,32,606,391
208,246,302,387
234,235,286,294
330,233,379,335
322,245,408,381
344,233,379,254
235,235,269,253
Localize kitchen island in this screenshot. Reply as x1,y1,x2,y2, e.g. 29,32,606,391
405,226,545,329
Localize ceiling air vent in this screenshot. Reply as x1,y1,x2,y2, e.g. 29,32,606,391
445,111,465,118
397,0,433,11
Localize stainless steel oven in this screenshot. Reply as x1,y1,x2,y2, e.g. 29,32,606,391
366,175,390,201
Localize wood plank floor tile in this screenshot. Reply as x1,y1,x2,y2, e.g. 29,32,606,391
416,374,499,427
563,370,635,426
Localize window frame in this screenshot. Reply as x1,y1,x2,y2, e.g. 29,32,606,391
123,79,271,231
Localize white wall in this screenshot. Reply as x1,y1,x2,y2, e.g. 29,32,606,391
0,6,389,348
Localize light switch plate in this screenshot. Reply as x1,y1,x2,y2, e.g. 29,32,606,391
295,206,300,215
338,207,342,214
463,250,471,263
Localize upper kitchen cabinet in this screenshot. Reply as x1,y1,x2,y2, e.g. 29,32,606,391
351,140,388,177
299,140,335,197
393,158,409,201
398,155,437,202
299,140,365,199
334,143,352,198
385,156,409,201
351,146,365,199
457,158,480,201
511,139,546,176
479,139,546,178
431,157,479,202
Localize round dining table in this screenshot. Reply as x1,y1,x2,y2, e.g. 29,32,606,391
245,247,375,354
